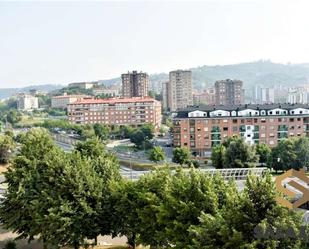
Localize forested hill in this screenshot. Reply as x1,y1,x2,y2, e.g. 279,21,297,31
2,61,309,99
150,60,309,89
0,84,63,99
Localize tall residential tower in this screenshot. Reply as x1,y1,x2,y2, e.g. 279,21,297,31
215,79,244,105
121,71,149,98
163,70,193,112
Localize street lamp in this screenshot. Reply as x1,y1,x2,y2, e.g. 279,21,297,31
129,150,133,181
144,136,148,154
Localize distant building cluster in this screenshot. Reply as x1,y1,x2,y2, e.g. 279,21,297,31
251,85,309,105
173,103,309,156
253,86,275,104
193,88,215,106
287,87,309,104
67,97,161,129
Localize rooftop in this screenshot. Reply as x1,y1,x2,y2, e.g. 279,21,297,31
70,97,157,105
52,94,91,99
176,103,309,118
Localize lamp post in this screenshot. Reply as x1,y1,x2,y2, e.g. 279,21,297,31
129,150,133,181
144,136,148,154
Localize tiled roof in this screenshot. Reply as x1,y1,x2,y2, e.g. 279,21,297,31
175,103,309,118
52,95,91,99
70,97,157,105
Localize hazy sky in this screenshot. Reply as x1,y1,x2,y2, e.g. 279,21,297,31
1,0,309,87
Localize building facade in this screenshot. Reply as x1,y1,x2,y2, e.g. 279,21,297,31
51,94,92,109
215,79,244,105
68,97,162,129
17,94,39,110
121,71,149,98
193,87,215,105
173,104,309,157
92,86,121,97
164,70,193,112
68,82,99,89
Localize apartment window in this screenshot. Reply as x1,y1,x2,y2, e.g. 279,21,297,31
297,118,301,121
278,118,282,122
269,111,273,115
276,111,280,114
223,127,228,131
233,126,238,132
290,118,294,122
233,119,237,123
241,119,245,123
204,127,209,132
254,119,258,123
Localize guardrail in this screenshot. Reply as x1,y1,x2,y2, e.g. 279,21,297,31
121,167,268,181
52,133,80,145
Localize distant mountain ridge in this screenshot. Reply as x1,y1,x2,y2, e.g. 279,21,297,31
98,60,309,89
1,61,309,99
0,84,63,99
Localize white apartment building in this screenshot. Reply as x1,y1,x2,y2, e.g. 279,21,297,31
17,94,39,111
51,93,92,109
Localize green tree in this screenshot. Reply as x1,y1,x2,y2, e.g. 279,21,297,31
0,134,15,164
149,146,165,163
140,124,154,140
223,136,258,168
0,129,116,249
130,130,145,148
211,144,226,169
108,179,140,249
6,110,22,125
256,143,271,165
212,136,258,169
42,152,105,249
157,169,233,248
189,173,303,249
293,137,309,170
118,126,135,138
93,123,110,140
172,147,191,165
0,128,62,244
135,168,172,248
269,138,298,172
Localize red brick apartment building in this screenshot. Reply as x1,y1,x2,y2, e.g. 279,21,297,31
68,97,162,129
173,104,309,157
